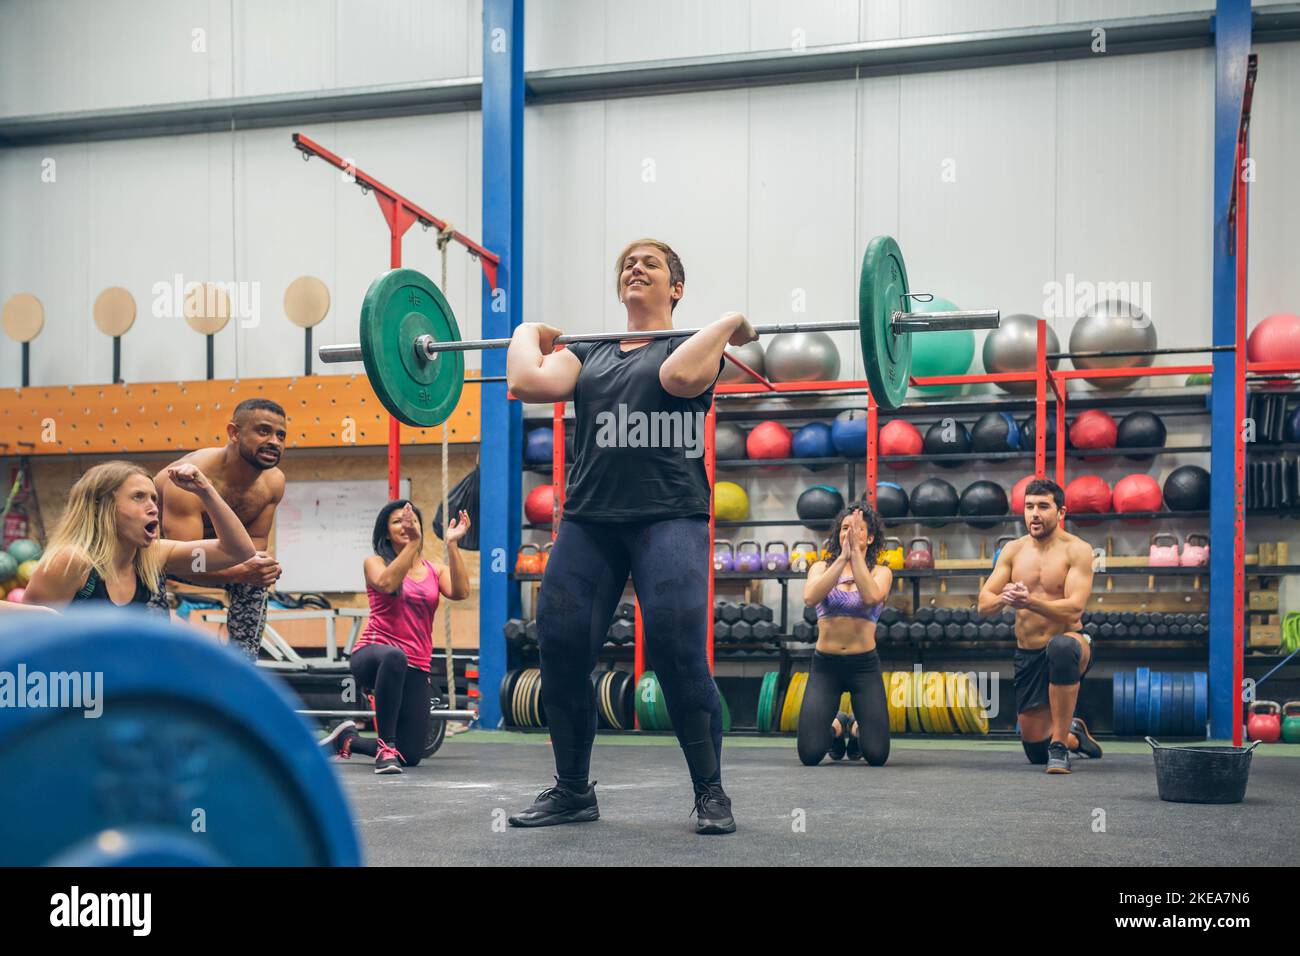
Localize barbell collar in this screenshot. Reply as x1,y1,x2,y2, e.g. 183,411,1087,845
318,308,1001,363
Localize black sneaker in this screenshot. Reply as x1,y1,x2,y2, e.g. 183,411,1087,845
508,779,600,828
691,781,736,835
828,712,851,760
1069,717,1103,759
845,721,861,761
1046,741,1071,774
320,720,357,757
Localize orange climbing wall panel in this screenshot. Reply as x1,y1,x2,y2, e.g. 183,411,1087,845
0,374,483,455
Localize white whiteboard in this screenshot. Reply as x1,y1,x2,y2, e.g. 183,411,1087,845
275,479,411,592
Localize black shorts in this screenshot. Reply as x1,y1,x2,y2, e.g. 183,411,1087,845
1013,634,1093,714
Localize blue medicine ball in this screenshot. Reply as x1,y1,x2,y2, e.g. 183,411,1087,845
792,422,834,467
830,413,867,457
524,427,553,464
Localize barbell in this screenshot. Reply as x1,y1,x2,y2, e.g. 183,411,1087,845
319,235,1000,425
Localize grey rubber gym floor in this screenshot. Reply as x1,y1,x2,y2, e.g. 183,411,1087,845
338,733,1300,866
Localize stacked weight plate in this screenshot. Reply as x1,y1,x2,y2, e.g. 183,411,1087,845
761,669,989,735
500,668,547,728
595,670,635,730
634,671,731,733
1111,668,1208,737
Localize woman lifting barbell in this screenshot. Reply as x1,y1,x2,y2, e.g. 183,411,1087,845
797,504,892,767
22,461,256,618
504,238,753,835
322,500,471,774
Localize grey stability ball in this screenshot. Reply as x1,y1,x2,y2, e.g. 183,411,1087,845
1068,299,1158,390
981,313,1059,394
764,331,841,383
714,422,747,461
718,340,767,384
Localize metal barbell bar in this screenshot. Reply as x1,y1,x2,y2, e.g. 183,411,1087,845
318,309,1001,366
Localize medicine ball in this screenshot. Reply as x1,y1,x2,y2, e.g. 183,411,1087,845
879,420,923,469
959,480,1009,529
1113,473,1163,522
714,481,750,521
1069,410,1118,460
1287,406,1300,445
1186,373,1211,387
1115,411,1167,461
797,485,845,531
910,478,959,528
923,419,971,469
1021,413,1056,449
970,412,1022,457
524,484,557,525
715,423,747,462
875,482,910,519
1163,465,1210,512
831,410,867,456
1246,313,1300,365
1010,475,1036,513
1064,475,1111,524
747,421,793,463
524,427,553,465
791,422,834,467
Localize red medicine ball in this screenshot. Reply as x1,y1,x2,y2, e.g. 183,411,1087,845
746,421,793,465
1010,475,1035,513
1112,473,1163,524
879,420,924,470
525,484,557,525
1069,410,1118,461
1065,475,1111,524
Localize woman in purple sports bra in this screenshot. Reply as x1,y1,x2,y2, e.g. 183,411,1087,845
797,503,893,765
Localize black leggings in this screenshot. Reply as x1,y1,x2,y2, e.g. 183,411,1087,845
796,649,890,766
349,643,433,767
537,516,720,789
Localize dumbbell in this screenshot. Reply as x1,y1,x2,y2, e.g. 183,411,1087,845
961,622,978,640
753,620,780,641
1192,623,1208,638
933,607,952,627
949,608,969,626
924,622,942,642
616,601,635,621
719,602,743,624
609,620,635,644
1000,609,1016,627
792,621,816,642
1140,623,1156,638
714,621,732,642
524,620,539,644
880,606,900,627
978,622,996,641
888,621,908,642
1120,611,1136,626
503,618,528,643
743,603,773,623
803,606,819,626
908,621,926,641
1135,612,1150,627
1098,622,1114,639
730,620,753,642
993,622,1013,640
915,606,935,624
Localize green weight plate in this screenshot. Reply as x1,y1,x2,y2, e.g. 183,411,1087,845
1193,672,1208,738
858,235,912,410
359,268,465,427
635,671,658,730
652,673,671,731
758,672,777,733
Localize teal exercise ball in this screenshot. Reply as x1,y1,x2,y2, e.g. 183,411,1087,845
909,297,974,395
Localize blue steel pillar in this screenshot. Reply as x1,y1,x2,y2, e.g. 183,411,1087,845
1209,0,1251,741
479,0,524,728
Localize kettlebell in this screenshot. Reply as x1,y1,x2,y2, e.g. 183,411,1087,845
763,541,790,573
713,540,735,573
790,541,819,573
734,540,763,574
538,541,552,573
1282,701,1300,744
993,535,1016,566
515,544,540,575
880,537,905,571
905,537,934,570
1148,533,1181,567
1180,533,1209,567
1246,700,1282,743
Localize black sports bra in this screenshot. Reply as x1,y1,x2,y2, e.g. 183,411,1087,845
72,567,170,618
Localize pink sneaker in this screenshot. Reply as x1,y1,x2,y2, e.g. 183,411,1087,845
375,740,403,775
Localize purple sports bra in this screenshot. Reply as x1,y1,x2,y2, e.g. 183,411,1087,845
815,572,885,623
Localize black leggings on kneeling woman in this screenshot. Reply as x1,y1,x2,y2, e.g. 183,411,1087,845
796,649,890,766
349,643,433,766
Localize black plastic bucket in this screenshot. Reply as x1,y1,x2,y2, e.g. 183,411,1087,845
1146,737,1260,804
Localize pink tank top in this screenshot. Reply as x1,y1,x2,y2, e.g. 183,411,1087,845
354,559,443,673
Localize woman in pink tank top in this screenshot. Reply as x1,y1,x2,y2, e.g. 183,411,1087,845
320,499,471,774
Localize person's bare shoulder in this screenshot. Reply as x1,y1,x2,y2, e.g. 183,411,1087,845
1066,536,1096,567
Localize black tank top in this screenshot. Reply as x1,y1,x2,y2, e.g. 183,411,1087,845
72,567,170,619
562,336,721,522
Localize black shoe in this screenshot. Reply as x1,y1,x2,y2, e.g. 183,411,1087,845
1069,717,1103,759
691,781,736,835
508,779,600,828
319,720,357,757
828,712,851,760
845,722,861,761
1046,741,1071,774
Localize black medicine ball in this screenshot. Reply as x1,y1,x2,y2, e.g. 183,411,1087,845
970,412,1022,456
797,484,845,530
1116,411,1168,461
1020,413,1056,449
959,480,1009,529
910,477,959,527
874,482,909,519
923,420,971,469
1163,465,1210,512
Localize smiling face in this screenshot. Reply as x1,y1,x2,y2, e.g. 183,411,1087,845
1024,494,1062,539
615,239,684,315
116,474,161,549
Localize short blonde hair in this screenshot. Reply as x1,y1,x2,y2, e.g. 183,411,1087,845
614,239,685,311
42,461,165,598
